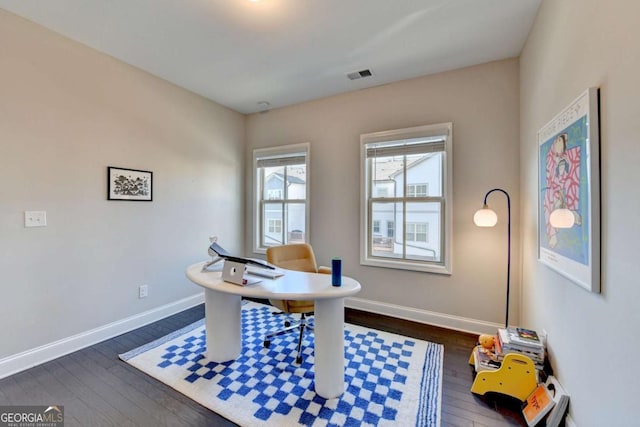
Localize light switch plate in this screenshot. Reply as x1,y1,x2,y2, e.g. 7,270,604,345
25,211,47,227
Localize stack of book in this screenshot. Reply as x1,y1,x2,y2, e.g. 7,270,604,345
472,345,502,371
522,375,570,427
496,327,545,370
472,326,546,372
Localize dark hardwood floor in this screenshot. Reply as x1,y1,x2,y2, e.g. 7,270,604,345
0,302,526,426
346,309,526,427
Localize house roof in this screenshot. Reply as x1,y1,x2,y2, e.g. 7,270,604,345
268,172,305,185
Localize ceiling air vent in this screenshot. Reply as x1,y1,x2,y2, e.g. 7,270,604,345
347,69,373,80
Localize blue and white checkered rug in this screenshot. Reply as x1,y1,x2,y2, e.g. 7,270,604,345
120,301,443,426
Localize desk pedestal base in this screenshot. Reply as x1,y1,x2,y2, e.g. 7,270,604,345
314,298,346,399
202,289,346,399
204,290,241,362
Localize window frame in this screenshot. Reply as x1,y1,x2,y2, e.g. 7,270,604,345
360,123,453,274
252,143,310,254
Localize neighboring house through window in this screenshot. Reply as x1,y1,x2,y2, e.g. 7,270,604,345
407,183,429,197
268,219,282,233
253,143,310,252
267,189,283,200
406,222,428,242
387,220,395,238
360,123,453,274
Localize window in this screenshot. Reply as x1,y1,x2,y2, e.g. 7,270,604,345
267,189,283,200
387,221,395,238
407,183,428,197
267,219,282,233
360,123,452,274
253,143,310,253
406,222,428,242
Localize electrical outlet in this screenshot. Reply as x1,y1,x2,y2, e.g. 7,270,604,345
25,211,47,227
139,285,148,299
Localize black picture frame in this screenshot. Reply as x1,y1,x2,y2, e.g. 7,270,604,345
107,166,153,201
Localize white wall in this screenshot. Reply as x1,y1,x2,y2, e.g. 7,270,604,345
9,5,633,422
520,0,640,424
0,10,245,359
246,59,521,329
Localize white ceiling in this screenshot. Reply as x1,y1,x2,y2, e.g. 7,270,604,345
0,0,541,114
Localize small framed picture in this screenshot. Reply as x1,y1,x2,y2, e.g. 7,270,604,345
107,166,153,201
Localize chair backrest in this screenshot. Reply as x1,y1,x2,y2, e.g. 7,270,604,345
266,243,319,273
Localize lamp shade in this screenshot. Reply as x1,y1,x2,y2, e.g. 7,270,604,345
549,208,575,228
473,206,498,227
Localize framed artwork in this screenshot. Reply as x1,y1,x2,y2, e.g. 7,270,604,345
538,88,600,293
107,166,153,201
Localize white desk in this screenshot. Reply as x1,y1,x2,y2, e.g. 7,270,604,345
186,261,361,399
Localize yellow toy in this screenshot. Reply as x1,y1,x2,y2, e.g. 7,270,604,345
468,334,496,365
470,352,538,401
478,334,495,351
468,333,538,401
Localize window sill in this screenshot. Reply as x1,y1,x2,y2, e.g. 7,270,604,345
360,257,451,275
253,247,267,255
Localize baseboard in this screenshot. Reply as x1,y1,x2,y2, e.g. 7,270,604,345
0,293,205,380
1,294,501,380
345,297,501,335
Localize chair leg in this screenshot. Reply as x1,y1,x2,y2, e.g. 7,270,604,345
263,312,313,364
266,324,299,340
295,323,305,364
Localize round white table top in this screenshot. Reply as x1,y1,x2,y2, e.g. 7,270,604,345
186,261,361,300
